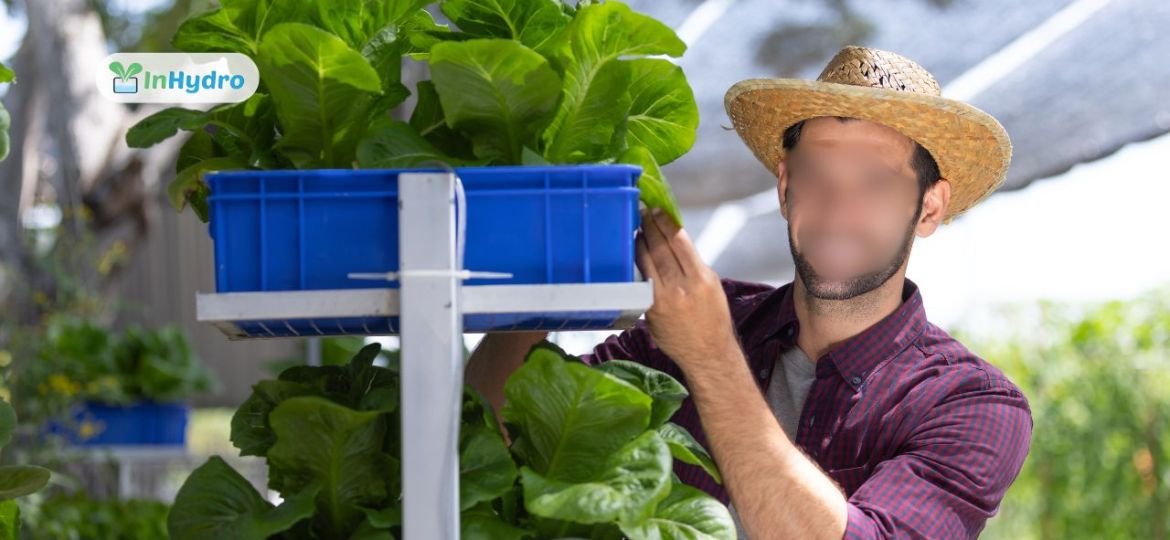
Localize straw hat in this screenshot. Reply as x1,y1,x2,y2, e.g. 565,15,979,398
724,45,1011,223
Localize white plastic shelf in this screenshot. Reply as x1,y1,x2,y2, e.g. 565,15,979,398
196,281,652,339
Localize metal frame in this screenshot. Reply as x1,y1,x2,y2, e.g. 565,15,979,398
194,172,654,540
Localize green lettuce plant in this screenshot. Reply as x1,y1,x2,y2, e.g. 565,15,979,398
22,492,169,540
1,62,13,161
14,318,216,424
0,399,52,539
126,0,691,225
168,342,733,539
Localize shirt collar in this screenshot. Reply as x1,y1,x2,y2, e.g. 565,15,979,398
742,278,928,390
822,279,927,389
739,282,799,352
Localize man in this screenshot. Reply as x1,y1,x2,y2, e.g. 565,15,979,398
466,46,1032,539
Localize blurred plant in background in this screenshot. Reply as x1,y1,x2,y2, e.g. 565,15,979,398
1,61,12,162
19,491,169,540
0,398,50,539
8,317,216,425
971,289,1170,540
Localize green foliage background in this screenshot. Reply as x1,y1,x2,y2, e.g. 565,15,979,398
970,289,1170,540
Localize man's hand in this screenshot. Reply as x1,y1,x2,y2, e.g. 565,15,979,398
636,209,739,372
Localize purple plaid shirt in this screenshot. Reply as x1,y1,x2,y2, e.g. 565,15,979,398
580,278,1032,539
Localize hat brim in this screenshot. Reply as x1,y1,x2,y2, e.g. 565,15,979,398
724,78,1011,223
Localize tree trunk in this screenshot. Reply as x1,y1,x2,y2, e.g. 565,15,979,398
0,0,183,327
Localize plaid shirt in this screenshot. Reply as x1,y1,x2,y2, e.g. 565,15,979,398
580,278,1032,539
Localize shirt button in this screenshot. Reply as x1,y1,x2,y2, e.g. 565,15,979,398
808,415,815,427
850,375,863,386
758,368,769,379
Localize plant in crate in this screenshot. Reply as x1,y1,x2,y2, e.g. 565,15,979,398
126,0,693,225
169,342,734,539
17,318,216,446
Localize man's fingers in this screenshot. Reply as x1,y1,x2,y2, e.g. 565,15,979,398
635,232,661,284
642,210,685,279
653,211,706,276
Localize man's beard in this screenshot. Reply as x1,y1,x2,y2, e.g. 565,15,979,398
789,211,918,301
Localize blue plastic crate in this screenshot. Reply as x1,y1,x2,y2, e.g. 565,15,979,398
47,401,189,446
206,165,643,335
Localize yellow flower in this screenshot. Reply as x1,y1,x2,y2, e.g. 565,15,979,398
97,241,128,276
78,419,103,441
46,374,81,398
86,376,120,396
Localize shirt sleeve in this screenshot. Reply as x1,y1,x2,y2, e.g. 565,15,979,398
578,318,696,385
842,373,1033,540
578,320,653,366
579,278,768,371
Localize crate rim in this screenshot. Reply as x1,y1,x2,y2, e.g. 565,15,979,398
204,163,645,179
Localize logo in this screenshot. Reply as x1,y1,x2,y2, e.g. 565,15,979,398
110,62,142,94
97,53,260,104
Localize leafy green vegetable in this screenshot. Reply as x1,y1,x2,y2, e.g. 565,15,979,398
168,456,317,540
541,2,685,162
439,0,570,52
0,62,13,162
125,108,208,149
230,380,316,457
0,400,48,540
0,500,18,540
461,506,534,540
460,388,518,510
429,39,562,164
658,422,722,485
112,325,217,403
172,8,258,55
520,430,672,524
356,119,474,169
129,1,445,221
23,492,170,540
0,400,14,450
0,104,9,164
622,58,699,166
620,482,737,540
459,423,518,510
15,319,216,428
594,359,688,428
407,80,475,159
0,400,50,502
621,145,684,226
131,0,692,224
318,0,433,49
257,23,385,168
0,467,51,500
502,344,652,481
169,341,734,539
268,397,394,538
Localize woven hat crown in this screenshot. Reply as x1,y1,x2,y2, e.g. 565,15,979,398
817,46,941,97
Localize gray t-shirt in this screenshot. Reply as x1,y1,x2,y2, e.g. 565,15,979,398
728,345,817,539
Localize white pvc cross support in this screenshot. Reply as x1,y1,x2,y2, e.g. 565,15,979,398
397,172,463,540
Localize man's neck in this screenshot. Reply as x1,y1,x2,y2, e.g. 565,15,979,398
791,271,908,363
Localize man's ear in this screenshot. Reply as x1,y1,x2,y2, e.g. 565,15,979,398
916,178,951,237
777,160,790,221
